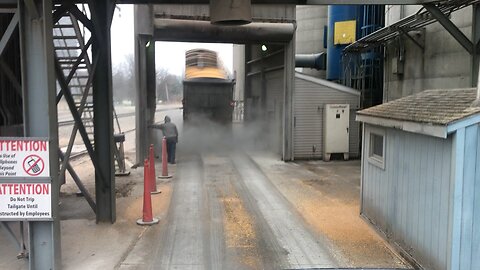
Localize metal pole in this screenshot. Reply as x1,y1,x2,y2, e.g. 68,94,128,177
19,0,61,268
283,38,295,161
135,34,149,165
146,37,156,149
90,0,116,223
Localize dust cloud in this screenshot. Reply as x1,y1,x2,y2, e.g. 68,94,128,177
178,114,271,156
150,108,279,159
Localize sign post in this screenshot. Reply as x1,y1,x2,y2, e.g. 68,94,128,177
0,138,52,221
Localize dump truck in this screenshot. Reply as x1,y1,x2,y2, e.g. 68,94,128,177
182,49,234,124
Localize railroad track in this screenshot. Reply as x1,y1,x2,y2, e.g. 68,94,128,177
58,106,182,127
58,112,135,127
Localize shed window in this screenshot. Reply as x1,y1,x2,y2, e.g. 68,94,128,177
371,134,383,158
367,128,385,169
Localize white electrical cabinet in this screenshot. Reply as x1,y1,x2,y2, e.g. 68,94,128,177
324,104,350,161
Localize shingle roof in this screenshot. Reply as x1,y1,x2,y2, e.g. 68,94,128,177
357,88,480,125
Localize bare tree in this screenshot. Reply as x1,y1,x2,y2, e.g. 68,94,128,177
112,54,135,104
156,68,182,103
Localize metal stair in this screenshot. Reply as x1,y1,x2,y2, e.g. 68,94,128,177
53,12,95,145
53,6,129,180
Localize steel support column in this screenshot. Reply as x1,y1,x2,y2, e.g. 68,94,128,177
146,37,156,149
472,4,480,86
283,38,295,161
90,0,116,223
19,0,60,268
135,5,154,164
135,34,149,164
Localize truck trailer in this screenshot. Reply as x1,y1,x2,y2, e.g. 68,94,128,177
182,49,234,124
182,78,235,124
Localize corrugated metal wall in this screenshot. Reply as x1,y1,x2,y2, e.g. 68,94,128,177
293,76,360,159
362,125,453,270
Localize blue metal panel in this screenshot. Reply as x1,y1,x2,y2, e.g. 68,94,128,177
472,127,480,270
459,124,478,270
451,128,466,270
447,114,480,134
326,5,363,81
362,125,453,269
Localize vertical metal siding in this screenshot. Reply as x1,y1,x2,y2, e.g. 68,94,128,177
362,125,453,270
458,124,479,270
472,125,480,270
294,77,360,159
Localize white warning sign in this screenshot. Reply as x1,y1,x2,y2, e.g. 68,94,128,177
0,183,52,220
0,139,50,178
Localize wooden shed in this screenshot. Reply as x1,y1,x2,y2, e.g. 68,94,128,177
294,73,360,159
356,88,480,270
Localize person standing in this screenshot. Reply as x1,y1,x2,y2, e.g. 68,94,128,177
150,115,179,164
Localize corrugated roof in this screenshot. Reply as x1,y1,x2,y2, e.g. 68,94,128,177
357,88,480,125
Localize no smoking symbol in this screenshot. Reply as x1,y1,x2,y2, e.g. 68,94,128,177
23,155,45,176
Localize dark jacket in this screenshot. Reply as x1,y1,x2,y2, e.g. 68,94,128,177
151,116,178,142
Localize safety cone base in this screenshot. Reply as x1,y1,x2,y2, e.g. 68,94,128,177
151,189,162,194
136,217,159,226
158,175,173,179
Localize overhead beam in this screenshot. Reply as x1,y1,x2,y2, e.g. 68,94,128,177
116,0,440,4
424,3,474,55
0,0,441,5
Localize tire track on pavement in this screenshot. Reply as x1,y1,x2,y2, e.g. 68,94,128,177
231,153,340,269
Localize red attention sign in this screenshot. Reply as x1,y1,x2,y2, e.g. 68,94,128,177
0,138,51,220
0,139,49,178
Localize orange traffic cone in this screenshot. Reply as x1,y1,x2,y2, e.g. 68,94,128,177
159,136,172,179
136,159,159,225
149,144,161,194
